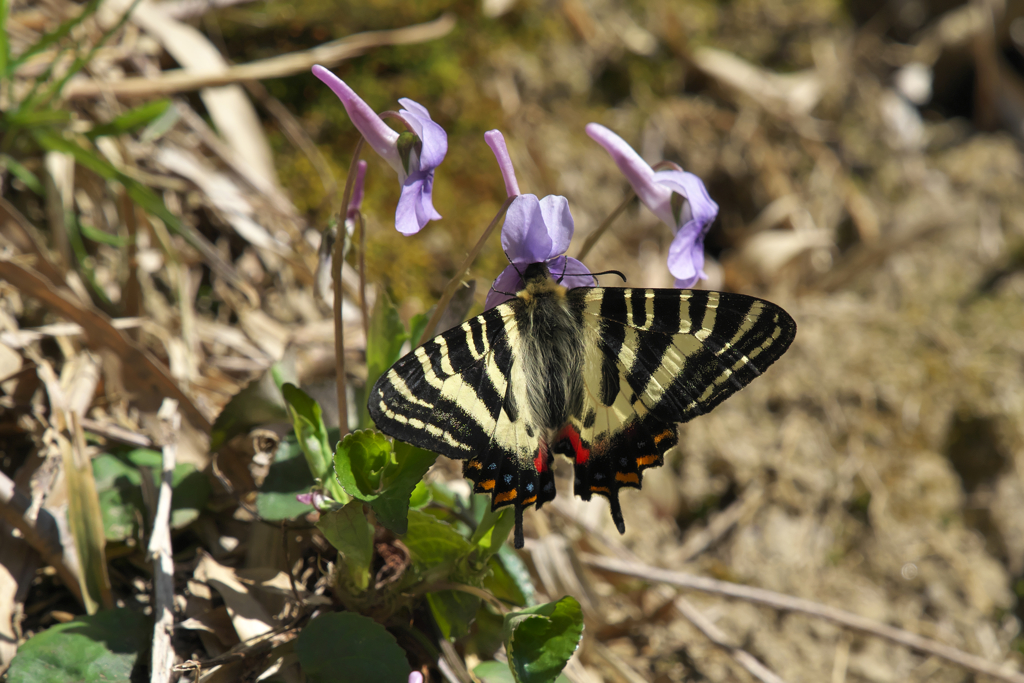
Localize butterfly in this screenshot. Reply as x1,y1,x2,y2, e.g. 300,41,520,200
368,262,796,548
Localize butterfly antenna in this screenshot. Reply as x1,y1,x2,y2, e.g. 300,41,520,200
588,269,627,283
555,258,570,283
503,248,525,282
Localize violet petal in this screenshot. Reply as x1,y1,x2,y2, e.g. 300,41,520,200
398,98,448,170
501,194,553,264
485,264,524,308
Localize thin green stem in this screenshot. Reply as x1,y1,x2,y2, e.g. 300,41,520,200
419,195,515,342
576,189,635,262
356,210,368,335
332,138,364,437
0,0,10,83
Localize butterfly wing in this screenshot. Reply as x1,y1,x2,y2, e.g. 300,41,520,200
558,287,796,532
368,303,555,546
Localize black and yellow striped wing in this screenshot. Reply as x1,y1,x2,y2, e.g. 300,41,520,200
556,288,796,532
368,303,556,537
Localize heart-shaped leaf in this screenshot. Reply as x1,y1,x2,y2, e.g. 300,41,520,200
7,609,148,683
503,596,584,683
294,611,409,683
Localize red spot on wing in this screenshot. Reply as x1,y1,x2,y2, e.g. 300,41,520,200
557,425,590,465
534,440,549,473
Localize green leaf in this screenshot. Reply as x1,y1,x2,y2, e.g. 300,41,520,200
210,360,296,452
254,433,318,521
0,155,43,195
334,430,393,500
334,433,436,534
317,501,374,592
402,510,474,570
358,292,408,428
294,612,409,683
409,480,432,509
370,441,437,535
483,554,529,607
282,383,347,504
474,660,516,683
474,662,570,683
470,505,515,562
79,221,128,247
7,608,147,683
503,596,584,683
87,99,171,139
427,589,480,640
407,311,430,351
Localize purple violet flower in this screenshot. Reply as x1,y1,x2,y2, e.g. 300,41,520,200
409,673,424,683
585,123,719,288
312,64,447,235
485,193,595,309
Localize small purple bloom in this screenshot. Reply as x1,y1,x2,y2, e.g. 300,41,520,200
586,123,718,288
312,65,447,235
296,490,326,509
486,194,595,308
408,673,424,683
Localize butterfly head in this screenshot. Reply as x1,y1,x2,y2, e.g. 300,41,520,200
517,261,566,302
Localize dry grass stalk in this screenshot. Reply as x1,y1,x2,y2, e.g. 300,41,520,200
148,399,180,683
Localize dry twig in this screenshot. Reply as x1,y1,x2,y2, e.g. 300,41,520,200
149,399,180,683
63,14,457,99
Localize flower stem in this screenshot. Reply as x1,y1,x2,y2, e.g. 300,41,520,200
356,210,369,335
420,195,515,342
332,138,365,437
575,189,635,261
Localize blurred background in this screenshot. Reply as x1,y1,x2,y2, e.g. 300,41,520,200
2,0,1024,680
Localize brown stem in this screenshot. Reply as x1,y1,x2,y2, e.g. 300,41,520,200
333,139,365,436
575,190,635,262
420,196,515,342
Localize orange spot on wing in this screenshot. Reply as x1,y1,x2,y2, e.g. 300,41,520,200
522,495,537,505
480,479,495,491
495,489,517,503
636,455,659,467
590,486,610,494
615,472,639,484
653,430,674,445
467,460,483,470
